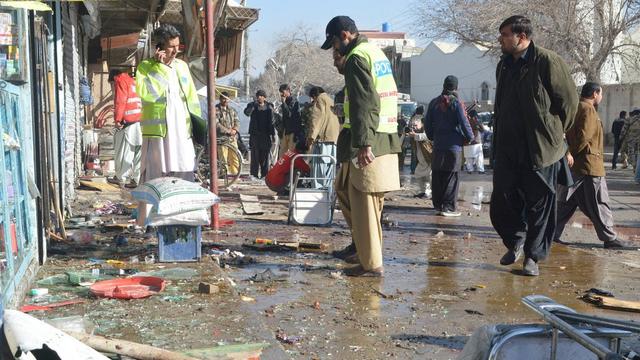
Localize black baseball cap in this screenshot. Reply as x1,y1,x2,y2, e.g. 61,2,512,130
321,16,358,50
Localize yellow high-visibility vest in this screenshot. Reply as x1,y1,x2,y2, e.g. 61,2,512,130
136,58,201,138
343,41,398,134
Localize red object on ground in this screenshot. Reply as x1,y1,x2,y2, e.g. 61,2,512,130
20,299,86,313
89,277,166,299
265,149,310,192
218,219,235,227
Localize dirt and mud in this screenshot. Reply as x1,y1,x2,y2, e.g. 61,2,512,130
23,168,640,359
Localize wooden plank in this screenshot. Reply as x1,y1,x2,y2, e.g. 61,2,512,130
240,194,264,215
79,180,120,192
583,294,640,313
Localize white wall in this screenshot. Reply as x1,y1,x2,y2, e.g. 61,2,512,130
410,43,498,106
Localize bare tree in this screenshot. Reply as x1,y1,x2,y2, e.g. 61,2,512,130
413,0,640,82
253,24,344,102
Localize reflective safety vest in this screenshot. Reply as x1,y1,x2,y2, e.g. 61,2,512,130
343,41,398,134
136,58,202,138
113,73,142,124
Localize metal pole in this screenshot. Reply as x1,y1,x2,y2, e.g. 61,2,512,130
205,0,219,230
241,0,250,98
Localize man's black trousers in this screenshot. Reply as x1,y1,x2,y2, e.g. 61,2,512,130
490,164,558,262
250,134,271,178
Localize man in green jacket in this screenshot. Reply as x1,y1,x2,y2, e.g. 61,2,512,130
321,16,401,277
490,15,578,276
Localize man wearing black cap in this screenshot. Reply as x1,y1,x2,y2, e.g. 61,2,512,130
245,90,276,179
321,16,401,277
424,75,474,217
491,16,578,276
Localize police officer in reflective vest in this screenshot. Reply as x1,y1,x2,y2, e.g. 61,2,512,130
135,24,201,227
321,16,401,277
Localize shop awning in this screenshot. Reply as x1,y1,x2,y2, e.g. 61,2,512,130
0,1,52,11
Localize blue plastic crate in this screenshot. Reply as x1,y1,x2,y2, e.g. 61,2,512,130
157,225,202,262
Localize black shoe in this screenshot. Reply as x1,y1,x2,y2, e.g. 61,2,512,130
500,246,523,265
522,258,539,276
124,180,138,189
553,238,569,245
604,239,635,249
344,265,384,277
107,176,122,186
332,243,356,259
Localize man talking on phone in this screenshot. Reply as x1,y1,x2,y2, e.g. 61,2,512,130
321,16,400,277
134,24,201,227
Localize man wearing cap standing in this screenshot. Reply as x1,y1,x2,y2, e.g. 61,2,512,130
321,16,401,277
491,16,578,276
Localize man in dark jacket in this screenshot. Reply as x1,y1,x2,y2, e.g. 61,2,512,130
425,75,474,216
554,83,631,249
490,15,578,276
321,16,401,277
278,84,303,157
245,89,275,179
611,111,626,170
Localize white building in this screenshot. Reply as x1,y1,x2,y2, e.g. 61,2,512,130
410,41,498,106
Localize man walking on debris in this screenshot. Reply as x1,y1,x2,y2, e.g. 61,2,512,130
554,83,632,249
135,24,201,227
107,69,143,189
321,16,401,277
245,90,276,179
490,15,578,276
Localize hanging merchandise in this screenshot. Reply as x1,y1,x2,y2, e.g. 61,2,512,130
79,76,94,105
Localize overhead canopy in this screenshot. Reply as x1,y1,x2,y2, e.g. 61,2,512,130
0,1,52,11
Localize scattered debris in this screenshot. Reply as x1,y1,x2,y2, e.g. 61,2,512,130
89,277,166,299
371,287,394,299
29,288,49,297
329,271,344,280
240,194,264,215
312,301,321,310
136,267,197,280
429,294,460,301
586,288,614,297
113,234,128,247
79,180,120,192
19,299,87,313
435,231,445,238
67,331,200,360
582,291,640,312
276,330,301,345
465,309,484,315
248,269,288,283
198,282,220,294
240,296,256,302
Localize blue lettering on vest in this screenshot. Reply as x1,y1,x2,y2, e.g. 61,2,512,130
373,60,392,77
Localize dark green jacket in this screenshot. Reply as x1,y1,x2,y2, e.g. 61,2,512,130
336,36,401,163
493,42,578,170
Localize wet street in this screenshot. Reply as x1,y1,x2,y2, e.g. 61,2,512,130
27,167,640,359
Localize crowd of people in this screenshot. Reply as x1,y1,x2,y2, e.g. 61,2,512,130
108,17,637,279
